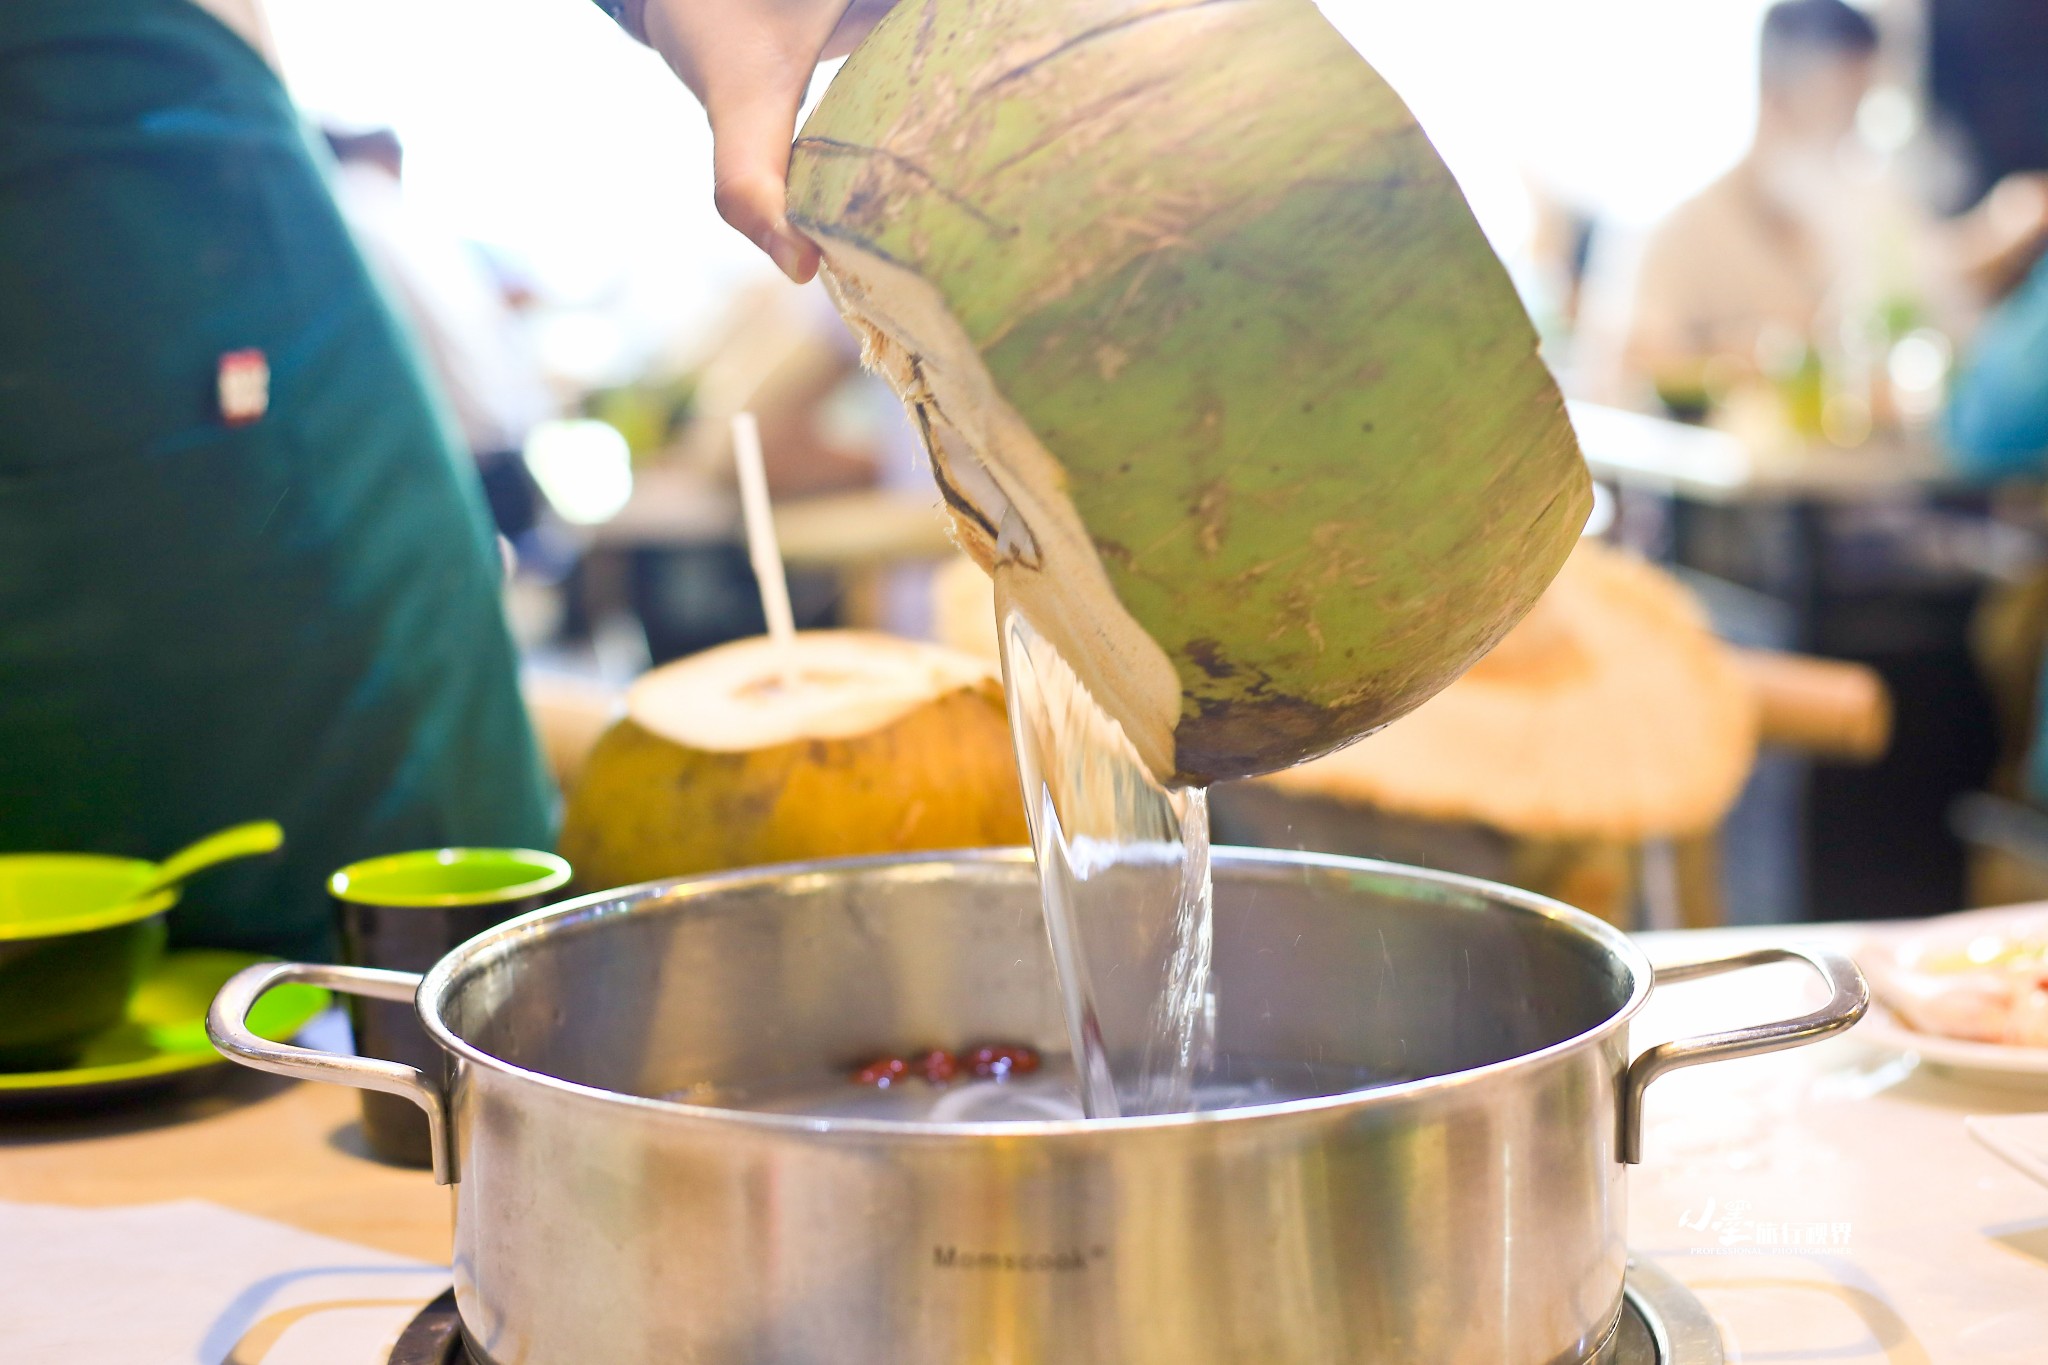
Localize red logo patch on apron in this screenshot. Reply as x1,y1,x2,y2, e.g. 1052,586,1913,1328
218,348,269,425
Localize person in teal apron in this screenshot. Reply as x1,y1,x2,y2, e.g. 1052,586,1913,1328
0,0,552,960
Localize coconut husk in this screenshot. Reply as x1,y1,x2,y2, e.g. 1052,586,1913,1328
1261,540,1758,840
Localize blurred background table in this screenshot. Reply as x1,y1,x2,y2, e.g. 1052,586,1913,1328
1572,403,2041,926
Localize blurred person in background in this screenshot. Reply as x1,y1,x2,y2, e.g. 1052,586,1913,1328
1943,253,2048,807
1600,0,2048,415
0,0,551,959
324,126,560,551
1619,0,1892,399
1948,255,2048,477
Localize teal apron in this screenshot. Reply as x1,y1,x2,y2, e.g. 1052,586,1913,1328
0,0,554,959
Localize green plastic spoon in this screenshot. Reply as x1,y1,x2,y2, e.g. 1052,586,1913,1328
133,821,285,900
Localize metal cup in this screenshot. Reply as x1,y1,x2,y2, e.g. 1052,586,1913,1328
329,848,569,1166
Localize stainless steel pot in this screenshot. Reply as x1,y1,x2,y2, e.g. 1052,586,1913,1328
208,849,1865,1365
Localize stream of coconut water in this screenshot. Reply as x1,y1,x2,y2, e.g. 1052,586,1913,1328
697,571,1231,1124
691,564,1387,1123
677,586,1413,1123
991,566,1214,1119
671,583,1233,1122
691,532,1286,1123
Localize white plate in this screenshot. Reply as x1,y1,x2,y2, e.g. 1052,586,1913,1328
1966,1113,2048,1187
1855,905,2048,1084
1855,1002,2048,1082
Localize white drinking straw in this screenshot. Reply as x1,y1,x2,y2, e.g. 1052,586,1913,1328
730,412,797,657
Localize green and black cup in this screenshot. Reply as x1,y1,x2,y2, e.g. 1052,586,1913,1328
331,848,570,1166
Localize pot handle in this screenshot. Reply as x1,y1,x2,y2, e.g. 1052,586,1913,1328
1620,945,1868,1163
207,962,454,1184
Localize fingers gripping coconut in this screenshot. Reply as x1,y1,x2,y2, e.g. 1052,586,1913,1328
787,0,1591,785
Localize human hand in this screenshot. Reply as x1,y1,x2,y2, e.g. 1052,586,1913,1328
641,0,897,283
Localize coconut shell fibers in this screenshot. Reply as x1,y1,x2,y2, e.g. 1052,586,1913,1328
1262,540,1759,840
789,0,1590,786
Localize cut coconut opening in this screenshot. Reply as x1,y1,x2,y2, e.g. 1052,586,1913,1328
627,631,998,753
813,237,1185,781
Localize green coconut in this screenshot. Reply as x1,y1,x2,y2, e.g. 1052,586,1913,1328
786,0,1589,785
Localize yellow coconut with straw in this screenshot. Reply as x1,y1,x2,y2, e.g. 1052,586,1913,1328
1247,542,1889,920
560,418,1026,892
1235,539,1763,922
1263,540,1760,841
559,630,1026,890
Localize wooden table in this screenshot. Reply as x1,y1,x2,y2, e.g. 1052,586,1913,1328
1569,401,1953,507
0,1069,450,1265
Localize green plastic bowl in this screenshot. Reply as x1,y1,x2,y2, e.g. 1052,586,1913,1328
0,856,177,1071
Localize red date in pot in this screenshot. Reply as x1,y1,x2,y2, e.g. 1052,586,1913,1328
967,1044,1041,1079
851,1056,910,1088
851,1043,1040,1088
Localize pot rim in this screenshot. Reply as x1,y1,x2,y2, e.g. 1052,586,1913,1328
415,846,1655,1137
